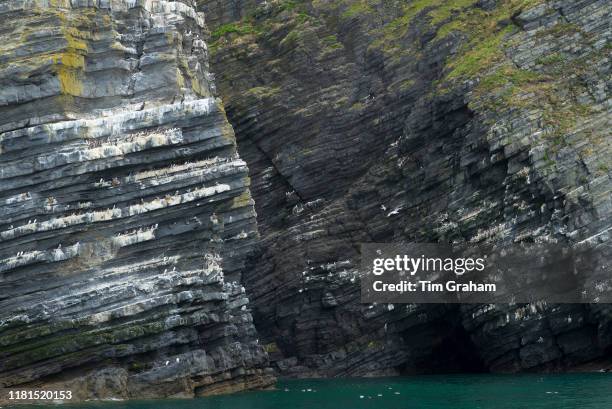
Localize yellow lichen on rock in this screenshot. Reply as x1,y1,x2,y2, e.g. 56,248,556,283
52,48,85,96
176,68,186,89
178,60,208,96
48,0,72,7
57,66,83,96
52,52,84,69
55,26,88,96
191,77,207,96
231,191,252,209
63,27,89,52
40,6,96,97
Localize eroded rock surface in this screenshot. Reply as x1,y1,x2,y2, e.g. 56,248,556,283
0,0,273,401
1,0,610,400
202,0,612,376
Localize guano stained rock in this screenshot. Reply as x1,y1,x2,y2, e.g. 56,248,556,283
0,0,273,401
202,0,612,376
0,0,611,402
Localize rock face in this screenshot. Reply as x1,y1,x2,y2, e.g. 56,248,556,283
1,0,611,401
201,0,611,376
0,0,273,401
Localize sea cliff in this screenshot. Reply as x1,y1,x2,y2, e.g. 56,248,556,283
0,0,273,401
201,0,611,376
0,0,610,402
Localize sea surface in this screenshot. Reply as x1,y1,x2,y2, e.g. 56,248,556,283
9,374,612,409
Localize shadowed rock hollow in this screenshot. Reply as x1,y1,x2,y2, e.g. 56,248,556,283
201,0,611,376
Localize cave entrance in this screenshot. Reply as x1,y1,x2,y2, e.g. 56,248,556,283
399,309,487,375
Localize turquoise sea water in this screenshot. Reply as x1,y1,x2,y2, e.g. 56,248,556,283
11,374,612,409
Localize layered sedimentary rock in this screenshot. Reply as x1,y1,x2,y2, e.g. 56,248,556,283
202,0,611,376
0,0,273,401
1,0,611,400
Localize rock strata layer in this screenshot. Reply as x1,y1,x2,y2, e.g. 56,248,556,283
0,0,272,401
202,0,612,376
1,0,611,400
